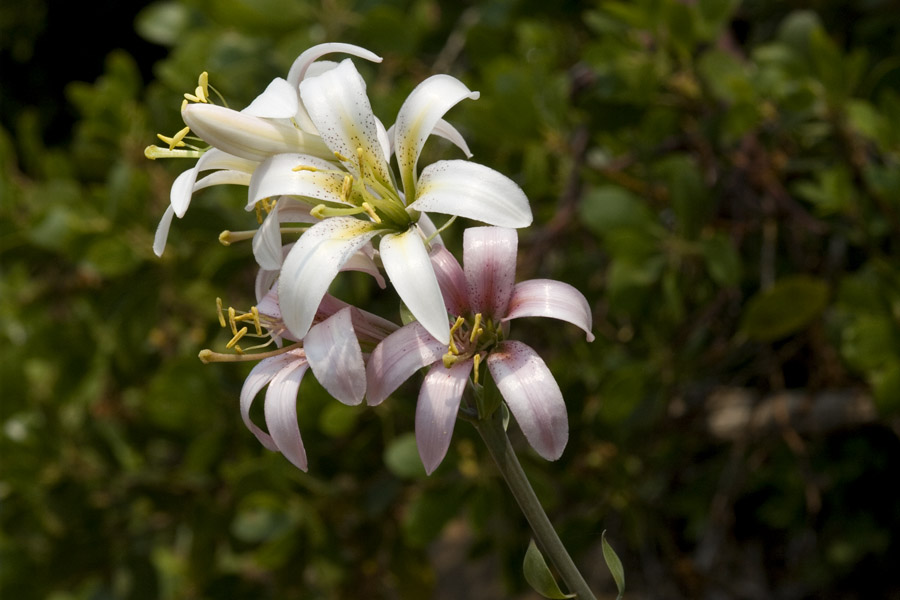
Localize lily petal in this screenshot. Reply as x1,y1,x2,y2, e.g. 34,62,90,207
409,160,532,228
394,74,479,198
504,279,595,342
171,148,256,218
182,103,331,162
242,77,299,119
416,359,473,474
279,217,380,339
366,322,446,406
299,59,392,187
429,244,469,317
264,358,310,471
386,118,472,161
253,200,286,270
240,350,304,452
487,341,568,461
286,42,382,90
380,227,450,345
464,226,517,320
305,307,366,406
153,205,176,257
248,153,347,209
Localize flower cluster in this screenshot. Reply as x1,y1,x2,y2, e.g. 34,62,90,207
148,42,593,473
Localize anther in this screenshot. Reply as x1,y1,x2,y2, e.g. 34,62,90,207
156,126,191,150
470,313,483,343
228,307,238,335
292,164,319,172
473,353,482,385
226,327,248,349
216,297,226,328
361,202,381,224
251,306,262,336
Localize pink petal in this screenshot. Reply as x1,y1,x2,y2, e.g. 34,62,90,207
463,226,518,320
240,350,305,452
486,341,568,461
504,279,595,342
264,358,310,471
366,322,446,406
305,308,366,406
416,359,473,474
429,244,470,317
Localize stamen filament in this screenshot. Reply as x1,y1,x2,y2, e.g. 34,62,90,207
310,204,368,219
425,216,457,246
144,146,202,160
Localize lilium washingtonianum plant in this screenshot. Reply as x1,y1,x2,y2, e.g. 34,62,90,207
145,42,383,256
365,226,594,474
248,58,533,348
201,285,397,471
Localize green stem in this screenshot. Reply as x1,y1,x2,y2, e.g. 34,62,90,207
473,412,597,600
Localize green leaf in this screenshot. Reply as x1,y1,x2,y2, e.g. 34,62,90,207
740,276,829,341
701,233,742,287
523,539,575,599
602,531,626,599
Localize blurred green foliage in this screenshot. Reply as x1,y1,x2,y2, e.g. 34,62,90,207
2,0,899,598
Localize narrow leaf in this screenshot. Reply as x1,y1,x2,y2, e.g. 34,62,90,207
602,530,625,599
523,539,575,599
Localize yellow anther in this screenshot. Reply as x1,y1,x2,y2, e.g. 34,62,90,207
255,202,264,224
181,98,188,112
447,316,465,355
156,126,191,150
233,345,244,354
251,306,262,336
292,164,319,172
473,353,482,385
226,326,249,349
449,316,466,336
262,197,277,213
198,71,209,100
361,202,381,224
341,175,353,202
228,307,238,335
333,150,352,162
184,92,202,103
216,297,226,328
470,313,483,343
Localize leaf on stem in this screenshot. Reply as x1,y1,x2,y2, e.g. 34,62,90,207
523,539,575,599
601,530,625,599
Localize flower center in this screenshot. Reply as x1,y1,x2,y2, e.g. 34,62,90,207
441,312,503,384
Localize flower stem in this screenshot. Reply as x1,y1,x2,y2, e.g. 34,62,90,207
473,412,597,600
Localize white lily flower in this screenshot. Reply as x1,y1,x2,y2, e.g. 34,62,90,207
255,59,532,346
146,43,382,255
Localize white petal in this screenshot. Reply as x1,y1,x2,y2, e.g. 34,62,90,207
286,42,382,90
170,149,257,218
410,160,533,228
375,116,391,164
394,74,479,197
240,351,304,452
298,59,392,186
264,359,310,471
365,322,446,406
194,169,252,190
153,205,176,257
242,77,299,119
416,359,472,474
182,103,331,162
380,227,450,345
278,217,380,339
504,279,595,342
248,153,347,208
464,226,518,320
431,118,473,158
304,307,366,405
487,341,568,461
429,244,469,317
253,200,286,270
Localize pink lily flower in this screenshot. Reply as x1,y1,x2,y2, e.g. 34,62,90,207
218,287,396,471
365,227,594,474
